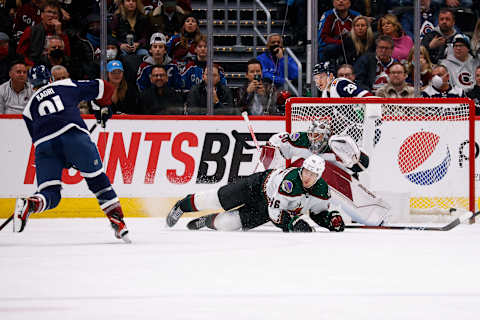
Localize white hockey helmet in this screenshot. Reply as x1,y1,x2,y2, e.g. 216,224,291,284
308,120,330,154
301,154,325,187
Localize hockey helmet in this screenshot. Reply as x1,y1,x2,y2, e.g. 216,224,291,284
307,120,331,154
313,61,334,76
301,154,325,187
28,65,51,88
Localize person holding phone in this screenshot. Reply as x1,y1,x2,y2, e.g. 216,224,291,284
237,58,278,115
256,34,298,88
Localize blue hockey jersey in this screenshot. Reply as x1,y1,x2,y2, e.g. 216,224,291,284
23,79,105,147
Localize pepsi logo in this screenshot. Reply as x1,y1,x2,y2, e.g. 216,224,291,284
398,132,451,185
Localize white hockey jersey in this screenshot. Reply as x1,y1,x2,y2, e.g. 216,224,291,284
263,167,330,224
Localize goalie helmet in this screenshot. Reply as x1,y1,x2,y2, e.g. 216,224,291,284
301,154,325,187
28,65,51,88
307,120,331,154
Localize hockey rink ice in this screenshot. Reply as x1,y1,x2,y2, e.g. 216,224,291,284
1,217,480,320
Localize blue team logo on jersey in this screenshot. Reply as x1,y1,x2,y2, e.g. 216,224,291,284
281,180,294,193
397,132,451,185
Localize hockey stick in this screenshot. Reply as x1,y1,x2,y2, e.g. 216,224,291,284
89,123,97,133
241,112,261,152
241,112,264,172
345,211,479,231
0,215,13,231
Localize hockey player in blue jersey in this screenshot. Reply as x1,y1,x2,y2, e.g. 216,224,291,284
13,65,131,243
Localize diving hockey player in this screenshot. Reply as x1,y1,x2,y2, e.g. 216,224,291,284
166,155,345,233
13,65,131,243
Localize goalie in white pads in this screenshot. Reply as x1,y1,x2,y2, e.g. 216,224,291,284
166,155,345,233
261,120,390,226
263,120,369,178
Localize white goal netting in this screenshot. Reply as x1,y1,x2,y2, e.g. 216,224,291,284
286,97,476,218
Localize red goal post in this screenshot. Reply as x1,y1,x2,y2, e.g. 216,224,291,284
285,97,476,217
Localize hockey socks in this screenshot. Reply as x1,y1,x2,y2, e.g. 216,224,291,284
85,173,119,210
178,194,198,212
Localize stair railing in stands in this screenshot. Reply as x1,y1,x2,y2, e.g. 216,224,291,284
252,0,302,96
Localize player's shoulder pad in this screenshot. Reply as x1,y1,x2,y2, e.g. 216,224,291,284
308,178,330,200
278,169,304,197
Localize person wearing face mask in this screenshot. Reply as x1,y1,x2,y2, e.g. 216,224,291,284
16,0,71,66
70,14,118,80
39,36,73,74
421,64,465,98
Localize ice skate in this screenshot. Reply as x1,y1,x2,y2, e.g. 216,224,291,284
166,200,184,227
186,213,217,230
13,196,43,233
107,212,131,243
187,216,208,230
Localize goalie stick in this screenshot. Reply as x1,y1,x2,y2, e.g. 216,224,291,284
344,211,479,231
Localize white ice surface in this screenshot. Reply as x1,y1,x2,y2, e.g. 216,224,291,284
1,218,480,320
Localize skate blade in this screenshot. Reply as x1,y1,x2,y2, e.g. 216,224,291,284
121,233,132,244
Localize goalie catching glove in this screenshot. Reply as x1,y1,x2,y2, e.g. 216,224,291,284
310,210,345,232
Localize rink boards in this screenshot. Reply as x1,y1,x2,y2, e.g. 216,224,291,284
0,114,479,218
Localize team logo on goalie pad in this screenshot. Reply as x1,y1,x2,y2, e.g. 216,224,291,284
281,180,294,193
397,132,451,185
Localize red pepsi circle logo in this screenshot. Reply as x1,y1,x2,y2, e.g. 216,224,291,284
398,132,451,185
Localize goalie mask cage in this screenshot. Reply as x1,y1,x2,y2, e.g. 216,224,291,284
286,97,476,217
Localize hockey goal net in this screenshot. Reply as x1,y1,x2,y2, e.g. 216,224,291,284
285,97,476,219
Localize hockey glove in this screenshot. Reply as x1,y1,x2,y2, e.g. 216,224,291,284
273,211,314,232
310,210,345,232
260,145,276,169
92,101,113,128
288,215,314,233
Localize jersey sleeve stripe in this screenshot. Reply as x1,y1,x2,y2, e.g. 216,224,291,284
96,79,104,100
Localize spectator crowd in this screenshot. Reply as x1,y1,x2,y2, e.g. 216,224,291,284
1,0,480,116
